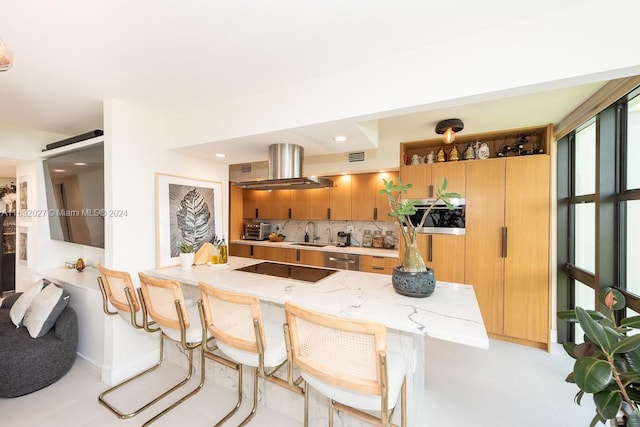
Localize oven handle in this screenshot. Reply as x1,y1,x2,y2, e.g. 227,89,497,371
327,256,357,264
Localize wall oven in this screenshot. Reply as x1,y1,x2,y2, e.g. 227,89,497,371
404,198,465,235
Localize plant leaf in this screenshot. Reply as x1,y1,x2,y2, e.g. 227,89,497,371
577,306,613,352
574,357,613,393
611,334,640,355
622,316,640,329
593,390,622,420
559,309,607,322
589,412,605,427
624,348,640,372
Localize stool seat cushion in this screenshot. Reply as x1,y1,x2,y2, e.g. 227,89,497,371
217,318,287,368
160,304,205,344
302,350,406,412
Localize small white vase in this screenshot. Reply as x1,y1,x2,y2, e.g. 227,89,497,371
179,253,194,270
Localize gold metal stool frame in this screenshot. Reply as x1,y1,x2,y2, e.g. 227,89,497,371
198,282,304,427
97,264,196,420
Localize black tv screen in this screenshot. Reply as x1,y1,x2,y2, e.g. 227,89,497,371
43,142,105,248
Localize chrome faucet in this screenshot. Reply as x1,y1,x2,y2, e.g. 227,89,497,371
305,221,316,243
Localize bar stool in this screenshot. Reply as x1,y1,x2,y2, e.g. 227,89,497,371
198,282,302,426
97,264,185,419
138,272,208,426
284,301,407,427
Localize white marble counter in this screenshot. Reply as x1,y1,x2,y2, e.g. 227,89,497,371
147,256,487,349
231,239,399,258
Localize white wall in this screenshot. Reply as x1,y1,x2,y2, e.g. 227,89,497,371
99,99,229,384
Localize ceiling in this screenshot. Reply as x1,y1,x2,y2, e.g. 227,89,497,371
0,1,635,171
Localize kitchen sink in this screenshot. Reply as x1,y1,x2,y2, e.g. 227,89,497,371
288,242,328,248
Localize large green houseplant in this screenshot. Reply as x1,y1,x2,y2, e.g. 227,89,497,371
379,178,459,296
558,287,640,426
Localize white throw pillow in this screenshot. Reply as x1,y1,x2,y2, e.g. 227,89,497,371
23,283,70,338
9,280,45,327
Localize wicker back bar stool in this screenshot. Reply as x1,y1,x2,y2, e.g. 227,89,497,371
284,301,407,427
97,264,180,419
198,282,303,427
137,272,208,426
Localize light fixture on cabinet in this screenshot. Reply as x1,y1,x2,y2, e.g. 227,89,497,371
0,39,14,71
435,118,464,144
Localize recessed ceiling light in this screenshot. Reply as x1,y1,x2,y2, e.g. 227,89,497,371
334,135,347,142
53,169,66,172
74,162,87,166
215,153,226,158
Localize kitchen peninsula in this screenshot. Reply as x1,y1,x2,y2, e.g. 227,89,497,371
147,256,488,426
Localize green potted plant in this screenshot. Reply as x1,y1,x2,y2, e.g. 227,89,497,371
558,287,640,426
178,242,195,270
379,178,459,297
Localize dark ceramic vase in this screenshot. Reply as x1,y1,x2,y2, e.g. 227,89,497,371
391,266,436,298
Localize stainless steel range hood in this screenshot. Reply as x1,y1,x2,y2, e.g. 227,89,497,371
232,143,333,190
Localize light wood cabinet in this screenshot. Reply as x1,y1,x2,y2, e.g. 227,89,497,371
307,187,330,220
465,155,550,349
352,172,399,221
229,243,266,259
399,162,466,200
328,175,351,220
242,189,291,220
360,255,397,275
400,234,465,283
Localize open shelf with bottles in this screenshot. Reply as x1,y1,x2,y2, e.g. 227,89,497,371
400,124,552,166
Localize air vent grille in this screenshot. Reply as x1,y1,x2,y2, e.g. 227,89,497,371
348,151,365,162
240,163,253,173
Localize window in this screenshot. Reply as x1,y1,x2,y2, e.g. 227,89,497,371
557,85,640,342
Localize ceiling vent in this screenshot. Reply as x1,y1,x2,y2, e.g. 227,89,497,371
348,151,365,162
240,163,253,173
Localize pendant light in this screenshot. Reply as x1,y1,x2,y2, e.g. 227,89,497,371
435,118,464,144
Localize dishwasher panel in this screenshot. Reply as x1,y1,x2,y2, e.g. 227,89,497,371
323,252,360,271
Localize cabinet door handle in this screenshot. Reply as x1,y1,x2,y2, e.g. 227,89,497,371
288,208,292,219
327,208,331,220
501,227,508,258
373,207,378,221
428,184,434,198
250,246,254,257
428,234,433,262
296,249,300,262
255,208,258,219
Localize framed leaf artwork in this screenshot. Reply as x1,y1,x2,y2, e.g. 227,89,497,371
155,173,223,268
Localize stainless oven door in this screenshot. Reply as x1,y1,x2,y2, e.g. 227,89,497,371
405,198,466,235
323,252,360,271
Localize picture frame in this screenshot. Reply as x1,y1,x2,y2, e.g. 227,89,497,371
155,173,223,268
18,225,28,267
17,175,29,221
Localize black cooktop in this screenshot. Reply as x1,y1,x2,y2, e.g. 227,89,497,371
235,262,338,283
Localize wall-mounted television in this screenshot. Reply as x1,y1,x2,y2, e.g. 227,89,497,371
43,142,105,248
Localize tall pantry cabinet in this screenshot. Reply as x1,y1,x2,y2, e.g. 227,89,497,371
465,155,550,350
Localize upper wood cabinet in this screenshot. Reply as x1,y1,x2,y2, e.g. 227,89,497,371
242,189,291,220
328,175,352,221
307,187,330,220
399,162,466,199
352,172,399,222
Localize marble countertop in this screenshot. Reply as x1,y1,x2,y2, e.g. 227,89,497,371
230,239,399,258
146,256,488,349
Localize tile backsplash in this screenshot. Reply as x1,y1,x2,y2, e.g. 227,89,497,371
255,219,400,249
